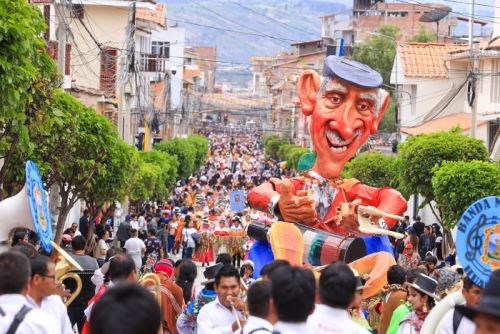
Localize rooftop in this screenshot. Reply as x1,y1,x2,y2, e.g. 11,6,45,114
136,3,167,27
402,112,487,135
398,42,468,78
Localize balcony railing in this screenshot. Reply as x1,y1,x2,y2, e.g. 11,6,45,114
138,53,169,73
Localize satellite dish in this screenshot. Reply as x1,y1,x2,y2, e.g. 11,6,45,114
419,6,452,23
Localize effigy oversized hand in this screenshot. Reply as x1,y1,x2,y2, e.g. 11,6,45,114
277,179,316,225
334,199,363,234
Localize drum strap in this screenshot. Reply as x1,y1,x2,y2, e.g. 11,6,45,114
6,305,32,334
452,308,463,334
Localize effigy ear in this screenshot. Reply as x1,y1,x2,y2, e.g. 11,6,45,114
297,70,321,116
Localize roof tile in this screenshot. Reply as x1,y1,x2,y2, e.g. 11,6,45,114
399,42,468,78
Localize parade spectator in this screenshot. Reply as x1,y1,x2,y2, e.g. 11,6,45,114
177,263,222,334
197,264,245,333
349,277,371,331
398,243,421,271
79,209,90,239
308,262,368,333
242,281,276,334
0,251,59,334
70,235,99,271
456,270,500,334
124,228,146,271
397,274,438,334
26,255,73,334
241,260,256,287
379,265,407,334
93,229,110,267
386,268,424,334
144,228,164,262
419,226,435,259
260,260,291,280
116,218,131,247
89,283,161,334
12,230,29,247
176,260,198,304
154,259,184,334
182,218,198,259
412,216,425,238
404,226,419,253
425,255,438,277
68,236,98,333
437,276,483,334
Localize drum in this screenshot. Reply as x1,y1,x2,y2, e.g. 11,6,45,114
247,222,366,265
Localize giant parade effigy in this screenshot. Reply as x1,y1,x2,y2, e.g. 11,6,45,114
247,56,408,294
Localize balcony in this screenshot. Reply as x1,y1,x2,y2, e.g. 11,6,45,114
138,53,169,73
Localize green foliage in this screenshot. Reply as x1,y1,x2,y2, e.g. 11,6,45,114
286,146,310,170
342,152,401,189
398,130,489,207
185,135,209,170
264,135,289,160
432,160,500,230
408,24,437,43
154,138,196,179
353,25,399,84
277,144,296,161
130,161,162,202
138,150,179,198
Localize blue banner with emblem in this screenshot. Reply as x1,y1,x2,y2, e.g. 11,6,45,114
456,196,499,288
229,190,245,213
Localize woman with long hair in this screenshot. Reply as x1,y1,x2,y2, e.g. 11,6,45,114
175,260,197,304
398,274,438,334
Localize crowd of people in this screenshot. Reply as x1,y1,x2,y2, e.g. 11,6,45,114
1,128,499,334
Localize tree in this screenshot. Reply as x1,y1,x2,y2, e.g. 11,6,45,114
0,0,60,199
186,135,209,170
27,91,133,242
130,161,162,202
408,24,437,43
264,135,288,160
286,146,311,170
342,151,402,189
154,138,196,179
139,150,179,198
378,97,396,133
432,160,500,230
398,129,489,223
353,24,399,85
277,143,297,161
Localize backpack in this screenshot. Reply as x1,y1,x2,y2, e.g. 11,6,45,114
190,232,201,246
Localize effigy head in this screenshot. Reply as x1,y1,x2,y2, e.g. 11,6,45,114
298,56,390,179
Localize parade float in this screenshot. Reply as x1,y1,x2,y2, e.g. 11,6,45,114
247,56,408,293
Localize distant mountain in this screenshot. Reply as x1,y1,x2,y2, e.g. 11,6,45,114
162,0,347,63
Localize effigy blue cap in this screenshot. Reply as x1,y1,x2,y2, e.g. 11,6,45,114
322,56,383,88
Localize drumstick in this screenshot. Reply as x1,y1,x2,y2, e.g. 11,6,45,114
357,205,404,221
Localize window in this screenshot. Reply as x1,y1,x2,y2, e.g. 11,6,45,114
152,41,170,58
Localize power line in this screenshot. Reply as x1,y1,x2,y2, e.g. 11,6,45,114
443,0,500,9
230,1,318,37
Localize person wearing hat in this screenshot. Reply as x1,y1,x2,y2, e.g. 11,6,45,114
397,273,439,334
437,276,483,334
455,269,500,334
241,260,256,287
248,55,406,239
154,259,184,334
349,276,372,331
398,242,421,271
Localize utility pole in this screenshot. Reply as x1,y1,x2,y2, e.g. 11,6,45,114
118,1,136,144
56,0,68,76
468,0,478,138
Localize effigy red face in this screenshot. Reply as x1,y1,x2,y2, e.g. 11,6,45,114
298,70,389,179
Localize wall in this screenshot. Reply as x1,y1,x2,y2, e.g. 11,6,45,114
69,5,129,92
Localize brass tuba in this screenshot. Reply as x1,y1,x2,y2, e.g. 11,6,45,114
51,241,83,306
140,273,162,307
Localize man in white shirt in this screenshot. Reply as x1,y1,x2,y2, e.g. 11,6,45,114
437,276,483,334
242,281,275,334
124,228,146,271
197,264,246,333
307,262,369,334
26,255,74,334
271,266,315,334
0,251,60,334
